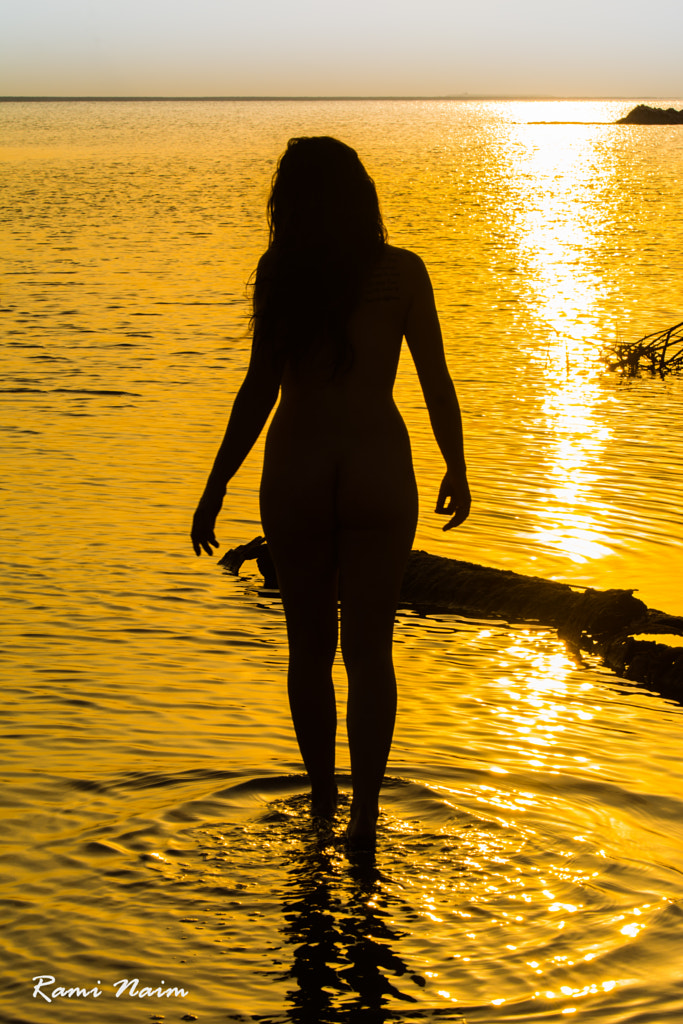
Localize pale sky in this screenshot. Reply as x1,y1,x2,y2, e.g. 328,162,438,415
1,0,682,98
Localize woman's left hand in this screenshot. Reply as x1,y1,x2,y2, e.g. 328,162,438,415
435,470,471,531
191,491,223,556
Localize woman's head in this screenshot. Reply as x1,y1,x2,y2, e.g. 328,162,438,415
254,137,386,373
267,136,386,253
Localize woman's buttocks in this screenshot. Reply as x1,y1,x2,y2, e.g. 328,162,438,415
262,393,416,531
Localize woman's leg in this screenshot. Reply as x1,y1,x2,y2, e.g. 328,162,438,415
260,423,417,836
337,454,418,845
260,462,340,817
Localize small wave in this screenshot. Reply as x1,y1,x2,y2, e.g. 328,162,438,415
0,387,141,396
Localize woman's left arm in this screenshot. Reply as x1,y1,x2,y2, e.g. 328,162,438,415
191,340,282,556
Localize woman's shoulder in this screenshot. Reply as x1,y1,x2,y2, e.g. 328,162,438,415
377,246,433,298
255,249,276,276
382,244,423,264
382,245,430,281
359,246,431,308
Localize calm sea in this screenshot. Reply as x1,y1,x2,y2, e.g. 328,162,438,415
1,98,683,1023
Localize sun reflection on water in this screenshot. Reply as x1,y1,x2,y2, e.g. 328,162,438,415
506,119,615,341
498,115,625,574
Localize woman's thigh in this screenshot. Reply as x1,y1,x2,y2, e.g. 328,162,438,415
260,429,418,664
260,450,339,663
336,445,418,667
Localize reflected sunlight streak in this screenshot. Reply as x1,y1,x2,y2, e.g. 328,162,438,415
503,113,620,569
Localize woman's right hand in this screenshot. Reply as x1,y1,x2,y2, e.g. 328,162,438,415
191,489,224,556
435,469,471,531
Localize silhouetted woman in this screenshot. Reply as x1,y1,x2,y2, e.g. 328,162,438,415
191,137,470,849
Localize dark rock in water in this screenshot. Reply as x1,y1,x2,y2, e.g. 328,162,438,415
617,104,683,125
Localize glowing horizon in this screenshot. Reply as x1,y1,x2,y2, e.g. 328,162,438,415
2,0,682,99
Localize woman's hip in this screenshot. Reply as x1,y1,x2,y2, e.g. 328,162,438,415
259,437,417,537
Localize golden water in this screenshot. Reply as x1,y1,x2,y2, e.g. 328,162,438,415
1,99,683,1023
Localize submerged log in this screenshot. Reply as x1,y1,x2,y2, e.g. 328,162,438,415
617,104,683,125
603,320,683,376
402,551,683,701
599,633,683,696
402,550,645,634
218,535,278,588
219,538,683,701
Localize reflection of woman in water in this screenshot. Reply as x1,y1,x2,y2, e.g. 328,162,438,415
191,137,470,849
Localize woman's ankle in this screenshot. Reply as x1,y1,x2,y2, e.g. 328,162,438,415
311,783,338,819
348,800,378,832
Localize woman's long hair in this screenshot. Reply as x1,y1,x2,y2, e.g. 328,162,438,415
252,136,387,372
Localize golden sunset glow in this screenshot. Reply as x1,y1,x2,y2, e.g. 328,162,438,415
2,2,682,96
494,122,624,570
3,95,683,1024
507,121,613,342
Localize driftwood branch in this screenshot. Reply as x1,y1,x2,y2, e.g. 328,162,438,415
218,535,278,588
402,551,683,701
219,538,683,702
604,320,683,376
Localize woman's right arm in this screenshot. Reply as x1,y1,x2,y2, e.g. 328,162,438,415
403,252,471,531
191,335,282,556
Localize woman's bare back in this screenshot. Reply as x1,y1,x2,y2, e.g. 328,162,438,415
260,244,420,541
275,245,413,410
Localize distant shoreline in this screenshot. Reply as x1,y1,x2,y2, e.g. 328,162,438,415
1,94,681,103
